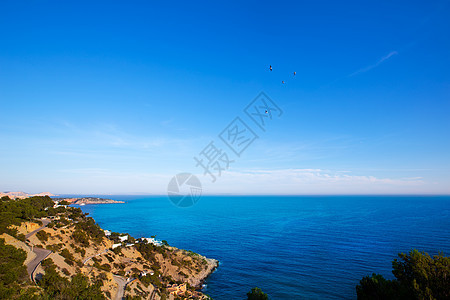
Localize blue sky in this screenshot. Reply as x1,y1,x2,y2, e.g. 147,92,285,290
0,1,449,194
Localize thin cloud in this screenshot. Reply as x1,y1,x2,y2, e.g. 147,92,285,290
199,168,434,195
349,51,398,77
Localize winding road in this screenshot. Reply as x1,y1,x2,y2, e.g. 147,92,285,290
113,275,126,300
82,249,109,265
25,219,52,282
25,219,50,239
112,275,136,300
27,247,52,282
24,218,133,299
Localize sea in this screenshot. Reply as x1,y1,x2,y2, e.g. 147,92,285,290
72,195,450,299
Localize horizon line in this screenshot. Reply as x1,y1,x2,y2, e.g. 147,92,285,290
52,193,450,197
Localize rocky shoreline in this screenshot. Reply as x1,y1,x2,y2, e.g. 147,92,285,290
1,194,220,299
192,257,219,289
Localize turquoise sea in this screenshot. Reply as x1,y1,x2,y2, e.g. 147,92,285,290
73,196,450,299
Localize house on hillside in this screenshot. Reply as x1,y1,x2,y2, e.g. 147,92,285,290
111,243,121,249
167,283,187,296
146,237,162,246
118,235,128,242
140,270,154,277
53,201,67,209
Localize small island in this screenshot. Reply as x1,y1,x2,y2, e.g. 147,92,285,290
53,197,125,205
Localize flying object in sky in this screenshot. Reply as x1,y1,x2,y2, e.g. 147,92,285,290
293,71,296,76
269,65,272,71
282,81,285,84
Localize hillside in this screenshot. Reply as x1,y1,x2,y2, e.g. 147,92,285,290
0,195,218,299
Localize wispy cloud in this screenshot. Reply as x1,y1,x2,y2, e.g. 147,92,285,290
199,168,436,195
349,51,398,77
5,167,447,195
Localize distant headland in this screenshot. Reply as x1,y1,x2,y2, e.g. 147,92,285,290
0,192,124,205
53,197,125,205
0,191,55,199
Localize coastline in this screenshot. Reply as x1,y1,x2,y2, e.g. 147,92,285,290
192,257,219,289
1,195,220,299
84,214,220,296
79,207,219,298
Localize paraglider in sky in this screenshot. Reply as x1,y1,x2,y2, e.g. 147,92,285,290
293,71,296,76
282,81,285,84
269,65,272,71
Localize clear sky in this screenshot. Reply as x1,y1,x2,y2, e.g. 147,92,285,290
1,1,449,195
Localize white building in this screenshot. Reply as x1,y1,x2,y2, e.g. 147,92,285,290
104,230,111,237
53,201,68,209
118,235,128,242
145,237,162,246
140,270,154,277
111,243,121,249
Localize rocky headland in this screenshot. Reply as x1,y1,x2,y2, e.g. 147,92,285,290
0,195,218,299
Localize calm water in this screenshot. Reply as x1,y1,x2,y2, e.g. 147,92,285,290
74,196,450,299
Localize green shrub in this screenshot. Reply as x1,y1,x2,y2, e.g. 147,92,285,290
247,287,269,300
75,247,86,257
72,229,89,246
75,217,104,243
64,259,74,266
356,250,450,300
60,248,74,260
36,230,49,242
0,238,27,285
39,268,106,299
16,233,26,242
40,258,54,269
46,244,62,252
99,263,111,272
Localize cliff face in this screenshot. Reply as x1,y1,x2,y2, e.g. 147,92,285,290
23,207,218,299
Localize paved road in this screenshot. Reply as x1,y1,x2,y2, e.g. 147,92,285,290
27,247,52,282
25,219,52,282
82,249,109,265
113,275,126,300
25,219,50,239
112,275,136,300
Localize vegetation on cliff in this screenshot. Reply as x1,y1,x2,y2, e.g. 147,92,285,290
0,195,53,238
0,196,218,299
247,287,269,300
356,250,449,300
0,238,32,298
